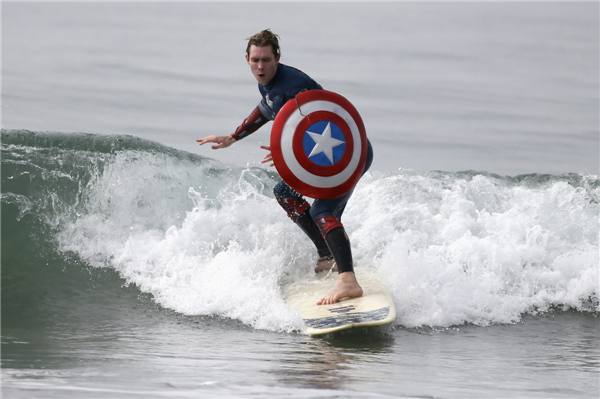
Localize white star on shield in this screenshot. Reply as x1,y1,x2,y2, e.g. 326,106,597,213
306,122,345,164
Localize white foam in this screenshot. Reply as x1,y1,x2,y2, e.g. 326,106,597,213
58,154,599,330
346,171,599,327
59,152,309,332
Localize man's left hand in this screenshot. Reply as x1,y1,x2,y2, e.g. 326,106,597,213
260,145,274,167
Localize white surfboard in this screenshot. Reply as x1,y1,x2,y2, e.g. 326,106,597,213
285,268,396,336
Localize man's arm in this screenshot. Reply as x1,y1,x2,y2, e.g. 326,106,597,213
197,106,269,149
231,106,269,140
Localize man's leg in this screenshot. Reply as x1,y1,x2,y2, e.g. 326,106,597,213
309,139,374,303
273,180,334,269
313,215,363,305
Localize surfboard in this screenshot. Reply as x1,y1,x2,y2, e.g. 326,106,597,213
285,268,396,336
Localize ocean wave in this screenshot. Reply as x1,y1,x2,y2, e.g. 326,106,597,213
2,129,598,331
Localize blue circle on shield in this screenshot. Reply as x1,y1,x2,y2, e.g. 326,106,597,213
302,121,346,166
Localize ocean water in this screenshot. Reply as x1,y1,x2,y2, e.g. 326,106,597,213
2,130,599,398
2,2,599,399
2,2,598,175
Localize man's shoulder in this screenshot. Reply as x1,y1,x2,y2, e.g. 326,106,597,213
279,63,308,77
279,64,321,87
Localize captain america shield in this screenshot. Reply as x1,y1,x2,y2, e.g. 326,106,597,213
270,90,368,199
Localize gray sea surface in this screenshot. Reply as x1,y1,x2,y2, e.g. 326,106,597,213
2,2,599,399
3,2,598,175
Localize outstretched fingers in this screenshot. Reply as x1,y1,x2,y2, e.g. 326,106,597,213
260,145,274,166
197,135,234,150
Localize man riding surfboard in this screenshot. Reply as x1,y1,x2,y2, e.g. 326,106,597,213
197,29,373,305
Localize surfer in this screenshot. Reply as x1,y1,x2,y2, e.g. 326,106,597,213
197,29,372,305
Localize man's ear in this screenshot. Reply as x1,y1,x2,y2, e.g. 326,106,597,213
245,54,250,64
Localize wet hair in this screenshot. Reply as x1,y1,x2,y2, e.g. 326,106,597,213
246,29,281,58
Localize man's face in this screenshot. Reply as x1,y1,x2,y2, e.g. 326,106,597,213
246,45,280,86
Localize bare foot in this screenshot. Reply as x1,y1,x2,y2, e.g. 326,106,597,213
317,272,363,305
314,256,338,273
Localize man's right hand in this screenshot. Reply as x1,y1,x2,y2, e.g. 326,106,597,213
196,135,236,150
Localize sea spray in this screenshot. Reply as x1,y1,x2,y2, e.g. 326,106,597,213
2,130,598,332
346,170,599,327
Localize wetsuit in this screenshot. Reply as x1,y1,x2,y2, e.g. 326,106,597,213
232,63,373,274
